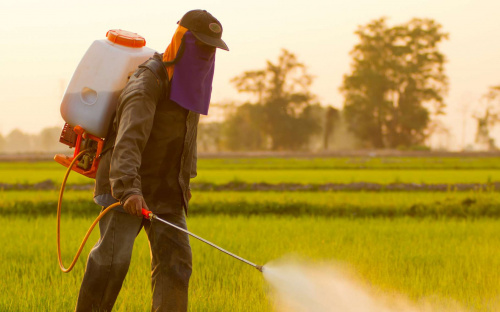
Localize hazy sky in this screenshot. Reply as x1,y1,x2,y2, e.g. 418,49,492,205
1,0,499,149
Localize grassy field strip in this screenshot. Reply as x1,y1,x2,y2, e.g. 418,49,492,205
3,168,500,185
3,157,500,170
196,157,500,169
0,191,500,218
1,190,499,218
0,190,92,203
2,189,497,205
0,169,94,185
194,169,500,184
0,216,498,311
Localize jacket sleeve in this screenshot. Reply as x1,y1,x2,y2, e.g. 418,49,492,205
190,141,198,179
109,70,162,203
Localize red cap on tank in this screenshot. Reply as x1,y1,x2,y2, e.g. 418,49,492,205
106,29,146,48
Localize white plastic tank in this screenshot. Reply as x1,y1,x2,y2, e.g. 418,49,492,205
60,30,157,138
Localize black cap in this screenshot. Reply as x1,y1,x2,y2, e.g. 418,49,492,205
179,10,229,51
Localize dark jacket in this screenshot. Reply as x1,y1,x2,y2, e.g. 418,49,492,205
94,54,199,215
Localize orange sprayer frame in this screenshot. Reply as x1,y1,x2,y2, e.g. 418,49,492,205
54,125,104,179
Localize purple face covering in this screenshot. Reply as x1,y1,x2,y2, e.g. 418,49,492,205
169,31,216,115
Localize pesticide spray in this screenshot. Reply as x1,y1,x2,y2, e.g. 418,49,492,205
261,257,470,312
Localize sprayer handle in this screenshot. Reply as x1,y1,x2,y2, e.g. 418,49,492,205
141,208,153,220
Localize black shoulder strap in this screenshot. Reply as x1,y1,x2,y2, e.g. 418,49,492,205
136,53,169,98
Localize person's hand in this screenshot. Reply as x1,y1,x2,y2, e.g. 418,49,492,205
187,188,192,202
123,194,148,217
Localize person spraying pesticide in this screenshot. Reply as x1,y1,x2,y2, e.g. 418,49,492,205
53,9,264,312
76,10,229,312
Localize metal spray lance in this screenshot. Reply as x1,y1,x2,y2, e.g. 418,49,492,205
141,208,264,272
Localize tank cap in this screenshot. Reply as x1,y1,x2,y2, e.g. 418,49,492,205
106,29,146,48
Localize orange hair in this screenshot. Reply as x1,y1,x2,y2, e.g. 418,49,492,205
163,25,189,80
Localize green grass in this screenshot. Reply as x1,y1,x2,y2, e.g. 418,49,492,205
3,157,500,171
1,157,498,311
2,190,499,218
192,169,500,185
0,164,93,185
2,157,500,186
0,215,498,311
2,166,500,185
196,157,500,170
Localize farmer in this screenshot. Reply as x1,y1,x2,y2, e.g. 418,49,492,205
75,10,228,312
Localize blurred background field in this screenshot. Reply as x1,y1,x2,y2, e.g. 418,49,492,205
3,156,500,185
5,156,500,170
1,155,500,311
1,215,499,311
2,190,500,218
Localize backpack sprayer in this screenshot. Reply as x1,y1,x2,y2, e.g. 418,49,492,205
54,29,155,178
55,30,263,273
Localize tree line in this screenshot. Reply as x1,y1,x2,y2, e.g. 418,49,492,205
203,17,452,151
2,17,498,153
0,127,63,153
205,17,498,152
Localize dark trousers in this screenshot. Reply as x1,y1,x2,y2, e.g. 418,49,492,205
75,209,192,312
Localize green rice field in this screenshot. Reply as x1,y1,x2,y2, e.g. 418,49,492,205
2,167,500,186
0,156,499,311
2,157,500,185
1,190,499,218
0,216,498,311
4,156,500,170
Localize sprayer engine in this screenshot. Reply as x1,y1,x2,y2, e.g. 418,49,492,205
54,124,104,179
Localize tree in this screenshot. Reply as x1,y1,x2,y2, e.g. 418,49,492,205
197,122,224,153
5,129,32,153
323,106,339,150
231,49,321,150
0,134,5,153
342,18,448,148
474,85,500,151
38,127,61,151
223,103,267,151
